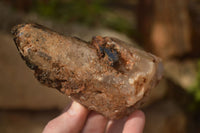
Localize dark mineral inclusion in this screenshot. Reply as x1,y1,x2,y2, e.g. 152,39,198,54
11,23,163,119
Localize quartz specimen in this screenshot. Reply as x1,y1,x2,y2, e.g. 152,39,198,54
11,23,163,119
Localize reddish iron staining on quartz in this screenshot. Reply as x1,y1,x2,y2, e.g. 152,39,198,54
11,23,163,119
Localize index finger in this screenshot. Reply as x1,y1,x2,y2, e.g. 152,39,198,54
43,102,89,133
123,110,145,133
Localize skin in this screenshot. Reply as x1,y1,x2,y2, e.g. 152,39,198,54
43,102,145,133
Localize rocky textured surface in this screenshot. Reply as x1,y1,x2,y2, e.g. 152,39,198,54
0,4,136,110
0,33,69,110
12,23,163,119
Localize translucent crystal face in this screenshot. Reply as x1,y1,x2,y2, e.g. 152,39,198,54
12,23,163,119
90,36,163,107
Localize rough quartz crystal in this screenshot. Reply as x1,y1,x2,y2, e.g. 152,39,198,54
11,23,163,119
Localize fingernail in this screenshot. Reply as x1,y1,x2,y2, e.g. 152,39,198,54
68,102,85,116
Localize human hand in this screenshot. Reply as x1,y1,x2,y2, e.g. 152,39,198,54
43,101,145,133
